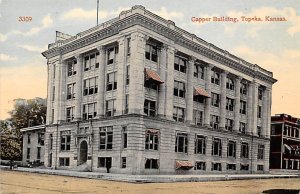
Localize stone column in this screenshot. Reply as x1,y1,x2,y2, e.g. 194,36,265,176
252,81,259,136
265,87,272,138
186,57,195,123
234,77,242,132
97,46,106,117
56,55,66,123
247,81,253,134
116,37,126,116
74,54,83,121
46,62,52,125
219,71,228,130
165,46,175,120
158,45,167,117
204,64,213,127
128,32,146,114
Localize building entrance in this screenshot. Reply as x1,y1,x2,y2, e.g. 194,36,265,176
78,140,88,165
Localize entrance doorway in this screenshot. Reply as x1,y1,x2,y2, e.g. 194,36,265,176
78,140,88,165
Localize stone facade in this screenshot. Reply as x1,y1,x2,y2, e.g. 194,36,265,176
41,5,276,174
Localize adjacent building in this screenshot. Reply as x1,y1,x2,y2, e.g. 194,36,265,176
41,5,277,174
270,114,300,170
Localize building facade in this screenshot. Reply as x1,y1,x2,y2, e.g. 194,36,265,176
41,5,276,174
270,114,300,170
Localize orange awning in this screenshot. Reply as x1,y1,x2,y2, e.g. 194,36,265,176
145,69,164,84
194,87,210,98
175,160,194,170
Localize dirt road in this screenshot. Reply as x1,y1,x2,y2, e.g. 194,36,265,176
0,171,299,194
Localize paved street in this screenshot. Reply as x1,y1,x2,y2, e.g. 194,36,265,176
1,170,300,194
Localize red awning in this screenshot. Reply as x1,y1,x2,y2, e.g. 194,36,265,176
175,160,194,170
194,87,210,98
145,69,164,84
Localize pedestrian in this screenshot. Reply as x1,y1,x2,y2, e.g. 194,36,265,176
106,159,111,173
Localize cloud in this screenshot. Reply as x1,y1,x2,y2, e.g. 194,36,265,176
153,7,184,20
0,53,17,61
17,44,47,53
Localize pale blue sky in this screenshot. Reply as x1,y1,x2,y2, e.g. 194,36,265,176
1,0,300,119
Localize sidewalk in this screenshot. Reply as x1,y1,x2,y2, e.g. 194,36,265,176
1,166,299,183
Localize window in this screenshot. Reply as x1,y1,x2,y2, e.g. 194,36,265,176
239,122,246,134
37,147,41,160
241,142,249,158
79,127,88,134
60,131,71,151
195,161,206,170
240,100,247,114
174,56,186,73
145,79,158,90
145,129,159,150
175,133,188,153
82,102,97,120
173,107,185,122
195,135,206,154
52,86,55,101
98,157,112,168
240,83,247,95
106,72,117,91
211,71,220,85
121,157,126,168
258,144,264,160
257,126,262,137
84,52,100,71
126,65,130,85
49,134,53,150
51,109,54,124
227,141,236,158
59,158,70,166
212,163,222,171
226,98,234,111
107,47,118,65
106,99,116,117
258,88,263,100
210,115,220,129
226,77,234,90
27,134,31,144
67,60,76,76
193,110,203,126
145,158,159,169
99,126,113,150
240,164,249,171
67,83,76,100
66,106,74,122
193,95,205,103
27,148,30,160
127,37,131,56
257,106,262,118
83,77,98,96
211,93,220,107
124,95,129,114
257,165,264,171
122,126,127,149
194,64,204,79
38,132,44,145
144,99,156,116
225,119,234,131
145,44,158,62
227,164,236,170
174,81,185,98
212,138,222,157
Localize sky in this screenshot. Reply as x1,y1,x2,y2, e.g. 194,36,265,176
0,0,300,120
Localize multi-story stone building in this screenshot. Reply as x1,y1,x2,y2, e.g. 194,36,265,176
270,114,300,170
41,5,277,174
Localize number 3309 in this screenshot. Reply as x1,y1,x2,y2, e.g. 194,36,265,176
19,16,32,22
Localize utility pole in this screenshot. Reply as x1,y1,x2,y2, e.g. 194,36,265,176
97,0,99,25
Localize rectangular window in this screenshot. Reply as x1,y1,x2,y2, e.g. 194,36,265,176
60,131,71,151
105,99,116,117
195,161,206,170
227,141,236,158
144,99,156,116
127,37,131,56
240,100,247,114
174,56,186,73
174,81,185,98
175,133,188,153
210,115,220,129
240,164,249,171
193,110,203,126
59,158,70,166
84,52,99,71
66,106,74,122
79,127,88,134
257,105,262,118
27,134,31,144
194,64,204,79
99,126,113,150
227,163,236,170
49,134,53,150
27,148,30,160
212,138,222,157
67,60,77,76
258,88,263,100
258,144,265,160
52,86,55,101
241,142,249,158
257,165,264,171
225,118,234,131
98,157,112,168
211,71,220,85
239,122,246,134
145,158,159,169
83,77,98,96
126,65,130,85
173,106,185,122
226,97,234,111
211,93,220,107
257,126,262,137
145,44,158,62
107,47,118,65
82,102,97,120
51,109,54,124
145,129,159,151
67,83,76,100
124,95,129,114
106,72,117,91
195,135,206,154
211,162,222,171
240,83,247,95
122,126,127,149
226,77,235,90
121,157,126,168
38,132,44,145
37,147,41,160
